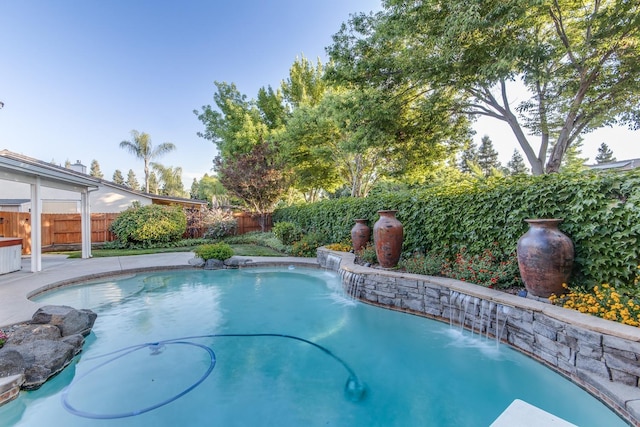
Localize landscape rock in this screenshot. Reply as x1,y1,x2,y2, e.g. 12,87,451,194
31,305,97,337
0,305,97,394
12,340,76,390
188,257,205,267
0,348,25,377
204,259,225,270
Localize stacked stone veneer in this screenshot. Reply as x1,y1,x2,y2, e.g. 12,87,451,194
318,248,640,425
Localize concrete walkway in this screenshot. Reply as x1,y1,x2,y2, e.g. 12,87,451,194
0,253,318,328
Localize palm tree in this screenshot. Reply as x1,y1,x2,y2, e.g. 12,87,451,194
119,130,176,193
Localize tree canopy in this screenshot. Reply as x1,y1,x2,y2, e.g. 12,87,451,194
119,130,176,193
327,0,640,175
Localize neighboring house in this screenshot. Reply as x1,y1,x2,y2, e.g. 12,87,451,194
0,199,30,212
587,158,640,172
0,150,207,213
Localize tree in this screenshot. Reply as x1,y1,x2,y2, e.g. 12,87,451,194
152,163,186,197
119,130,176,193
194,82,275,159
214,141,288,230
559,138,588,173
507,150,530,175
458,141,478,174
595,143,616,164
126,169,140,191
281,55,326,109
328,1,640,175
476,136,501,177
89,159,104,178
64,159,71,168
148,171,159,194
191,174,226,204
112,169,125,185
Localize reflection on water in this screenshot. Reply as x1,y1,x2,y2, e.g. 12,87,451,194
6,268,627,427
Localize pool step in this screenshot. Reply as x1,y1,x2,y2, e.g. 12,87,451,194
490,399,577,427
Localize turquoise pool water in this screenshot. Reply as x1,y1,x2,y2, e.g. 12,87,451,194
1,267,628,426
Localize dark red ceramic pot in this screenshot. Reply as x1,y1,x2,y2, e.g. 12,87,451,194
516,219,574,298
373,210,403,268
351,219,370,252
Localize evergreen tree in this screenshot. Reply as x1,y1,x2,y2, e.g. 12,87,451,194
89,159,104,178
126,169,140,190
506,150,529,175
595,143,616,164
458,141,478,173
112,169,125,185
476,135,501,177
190,178,199,199
559,138,588,173
148,171,159,194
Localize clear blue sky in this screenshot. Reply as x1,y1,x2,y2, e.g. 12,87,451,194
1,0,637,190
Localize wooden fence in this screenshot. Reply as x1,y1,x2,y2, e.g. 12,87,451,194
0,212,118,254
0,211,272,254
234,212,272,235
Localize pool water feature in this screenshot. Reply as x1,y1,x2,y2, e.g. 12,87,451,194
0,268,628,426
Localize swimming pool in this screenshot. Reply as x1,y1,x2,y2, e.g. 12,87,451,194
0,267,627,426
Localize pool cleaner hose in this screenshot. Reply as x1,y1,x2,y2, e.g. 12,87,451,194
61,333,366,419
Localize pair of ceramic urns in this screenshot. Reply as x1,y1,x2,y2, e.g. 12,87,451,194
350,213,574,298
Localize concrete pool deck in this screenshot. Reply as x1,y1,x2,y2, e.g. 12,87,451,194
0,253,318,328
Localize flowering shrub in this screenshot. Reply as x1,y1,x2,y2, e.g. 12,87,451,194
291,232,327,257
400,247,520,289
399,251,446,276
325,242,352,252
0,330,7,348
550,283,640,327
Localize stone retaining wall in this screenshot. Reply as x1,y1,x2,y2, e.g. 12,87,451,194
318,248,640,426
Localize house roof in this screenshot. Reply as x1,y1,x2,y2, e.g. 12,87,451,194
0,199,30,205
587,158,640,171
0,149,100,192
1,149,208,209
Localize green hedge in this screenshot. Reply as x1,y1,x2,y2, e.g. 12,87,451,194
110,204,187,247
274,170,640,289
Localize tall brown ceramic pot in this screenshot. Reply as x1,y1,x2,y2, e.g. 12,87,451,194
351,219,370,252
373,210,403,268
516,219,574,298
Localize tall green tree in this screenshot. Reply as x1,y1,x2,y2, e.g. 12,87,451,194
112,169,125,185
191,174,227,204
595,142,616,164
148,171,159,194
151,164,185,197
89,159,104,178
126,169,140,191
281,55,326,109
477,136,501,177
194,82,275,159
119,130,176,193
507,150,530,175
458,141,478,174
559,138,588,173
328,0,640,175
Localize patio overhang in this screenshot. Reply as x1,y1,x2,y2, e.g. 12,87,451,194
0,150,99,272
